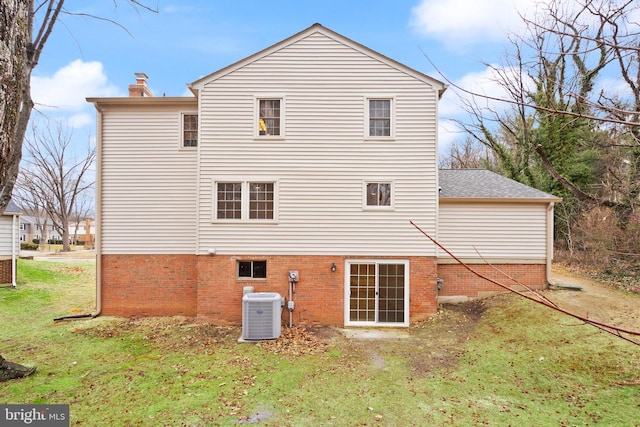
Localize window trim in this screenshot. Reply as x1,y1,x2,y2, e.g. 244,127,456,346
255,96,285,140
364,97,395,140
180,112,198,149
362,180,394,210
212,179,279,222
237,260,268,280
344,259,410,327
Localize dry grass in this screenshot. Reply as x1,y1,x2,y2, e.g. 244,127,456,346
1,260,639,426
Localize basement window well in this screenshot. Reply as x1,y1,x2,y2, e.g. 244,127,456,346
238,260,267,279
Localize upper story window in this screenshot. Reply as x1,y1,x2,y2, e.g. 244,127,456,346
216,182,242,220
182,113,198,147
365,182,392,208
368,99,392,137
249,183,274,220
258,99,281,137
215,181,277,221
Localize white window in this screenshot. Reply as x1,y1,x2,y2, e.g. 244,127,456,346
182,113,198,148
214,180,277,221
257,98,284,137
364,181,393,209
367,98,394,138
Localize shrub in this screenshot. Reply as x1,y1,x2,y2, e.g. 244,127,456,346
32,239,40,244
21,242,39,250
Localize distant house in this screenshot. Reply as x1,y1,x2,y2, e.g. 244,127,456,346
88,24,560,327
19,216,61,244
20,216,95,246
0,200,22,286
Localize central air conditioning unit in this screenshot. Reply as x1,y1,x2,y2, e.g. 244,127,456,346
242,292,282,340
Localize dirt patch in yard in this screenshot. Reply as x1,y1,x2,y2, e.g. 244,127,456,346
73,265,639,372
346,265,640,378
548,265,640,331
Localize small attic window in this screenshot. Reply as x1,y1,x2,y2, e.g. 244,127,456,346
258,99,281,136
182,113,198,148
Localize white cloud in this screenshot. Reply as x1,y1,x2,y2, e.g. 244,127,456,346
438,119,461,156
31,59,121,111
438,64,534,153
410,0,535,48
67,113,94,129
440,65,533,118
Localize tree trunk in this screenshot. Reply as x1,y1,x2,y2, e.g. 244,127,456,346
0,0,35,212
62,225,70,251
0,354,36,382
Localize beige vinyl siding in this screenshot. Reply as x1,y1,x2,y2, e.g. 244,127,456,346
197,32,439,256
438,202,549,261
0,216,18,255
99,105,197,254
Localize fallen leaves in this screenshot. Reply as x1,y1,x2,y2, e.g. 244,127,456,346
258,327,329,356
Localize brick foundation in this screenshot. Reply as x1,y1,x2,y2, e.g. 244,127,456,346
101,254,438,326
0,258,13,284
101,254,198,317
100,255,544,325
436,263,547,301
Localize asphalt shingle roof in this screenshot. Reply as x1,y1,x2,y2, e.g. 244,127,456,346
439,169,560,200
2,200,22,215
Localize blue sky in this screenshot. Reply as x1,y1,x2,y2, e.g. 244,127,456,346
31,0,538,151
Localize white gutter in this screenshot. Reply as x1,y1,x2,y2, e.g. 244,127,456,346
12,214,17,287
91,104,103,317
546,202,555,285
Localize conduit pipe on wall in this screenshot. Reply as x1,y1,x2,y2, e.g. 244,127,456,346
11,214,17,287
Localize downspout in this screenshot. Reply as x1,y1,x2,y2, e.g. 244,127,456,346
546,202,555,285
92,103,103,319
12,214,17,287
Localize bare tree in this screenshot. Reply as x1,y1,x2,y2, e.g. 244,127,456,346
0,0,157,379
439,137,496,169
439,0,640,213
19,121,95,252
0,0,157,213
437,0,640,273
69,190,94,245
13,178,49,246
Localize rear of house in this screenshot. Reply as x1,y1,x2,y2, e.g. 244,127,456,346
89,24,558,327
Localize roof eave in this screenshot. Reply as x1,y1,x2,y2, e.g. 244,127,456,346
189,23,446,91
439,197,562,204
86,96,197,110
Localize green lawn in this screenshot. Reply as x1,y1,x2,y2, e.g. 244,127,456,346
1,260,639,426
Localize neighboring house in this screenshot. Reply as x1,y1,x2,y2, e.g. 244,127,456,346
19,216,61,243
20,216,95,246
68,219,96,248
88,24,560,327
0,200,22,285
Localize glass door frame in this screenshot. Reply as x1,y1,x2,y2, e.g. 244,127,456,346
344,259,410,327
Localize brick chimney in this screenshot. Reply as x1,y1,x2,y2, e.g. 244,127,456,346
128,72,153,97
